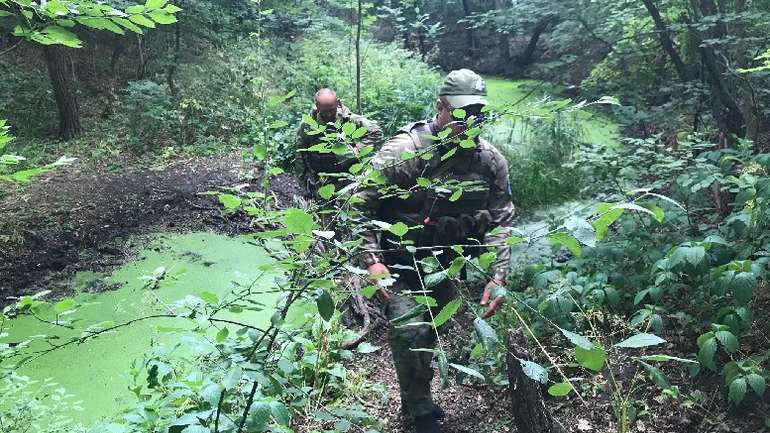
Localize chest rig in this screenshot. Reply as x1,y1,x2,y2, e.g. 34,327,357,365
381,121,493,247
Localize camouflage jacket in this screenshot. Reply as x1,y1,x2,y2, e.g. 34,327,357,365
294,102,383,194
356,119,515,282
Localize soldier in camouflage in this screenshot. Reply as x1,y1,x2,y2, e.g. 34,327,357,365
295,88,383,197
355,69,514,433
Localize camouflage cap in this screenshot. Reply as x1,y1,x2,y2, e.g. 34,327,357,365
438,69,488,108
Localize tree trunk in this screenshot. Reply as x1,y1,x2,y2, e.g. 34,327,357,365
515,16,553,67
641,0,692,82
44,45,81,140
506,328,565,433
460,0,476,55
494,0,511,69
692,0,747,138
355,0,362,113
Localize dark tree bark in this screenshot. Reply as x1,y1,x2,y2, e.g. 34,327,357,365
641,0,692,82
515,16,554,67
494,0,511,67
356,0,362,112
461,0,476,55
692,0,747,138
506,328,566,433
44,45,81,140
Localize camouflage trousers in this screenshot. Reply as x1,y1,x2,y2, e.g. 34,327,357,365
383,256,456,418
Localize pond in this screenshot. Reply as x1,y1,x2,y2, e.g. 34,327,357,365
1,232,286,426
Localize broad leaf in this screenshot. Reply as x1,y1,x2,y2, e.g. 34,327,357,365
548,382,573,397
432,298,461,327
614,333,665,349
316,290,334,321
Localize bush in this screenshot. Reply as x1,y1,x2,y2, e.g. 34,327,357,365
490,112,584,210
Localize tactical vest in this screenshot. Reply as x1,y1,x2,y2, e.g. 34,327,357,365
381,121,493,247
303,121,357,176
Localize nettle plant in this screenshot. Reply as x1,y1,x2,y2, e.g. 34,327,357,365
525,133,769,413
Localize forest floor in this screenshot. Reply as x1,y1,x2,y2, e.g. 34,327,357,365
0,152,764,433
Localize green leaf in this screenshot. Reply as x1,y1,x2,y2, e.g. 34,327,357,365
520,360,548,383
148,10,177,24
728,377,747,405
592,205,624,241
145,0,168,9
432,298,461,327
478,252,496,270
437,351,449,388
747,373,766,397
575,345,606,372
389,222,409,237
614,333,665,349
283,208,313,234
560,328,593,350
356,342,381,353
215,327,229,343
222,365,241,389
452,108,466,119
548,382,573,397
638,354,697,364
218,194,241,210
53,298,76,314
199,291,219,305
361,285,378,299
128,14,156,28
448,188,463,202
164,4,183,13
473,317,498,352
698,337,717,371
732,272,756,304
715,331,738,353
424,270,448,288
449,363,485,380
270,401,290,425
414,296,438,307
112,17,144,34
125,5,145,13
642,203,665,223
318,184,335,200
316,290,334,321
547,232,581,257
248,401,271,430
40,25,82,47
341,122,356,136
351,126,368,139
641,361,670,389
505,236,524,245
565,217,596,248
416,177,431,187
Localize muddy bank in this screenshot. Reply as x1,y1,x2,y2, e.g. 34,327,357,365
0,152,301,304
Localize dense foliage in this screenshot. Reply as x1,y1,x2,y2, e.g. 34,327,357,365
1,0,770,432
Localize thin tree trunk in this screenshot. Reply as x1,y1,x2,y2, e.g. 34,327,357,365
167,12,182,97
641,0,692,82
506,328,565,433
356,0,362,113
494,0,511,68
461,0,476,55
44,45,81,140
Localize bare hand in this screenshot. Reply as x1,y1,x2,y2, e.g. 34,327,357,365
367,262,392,300
480,278,505,319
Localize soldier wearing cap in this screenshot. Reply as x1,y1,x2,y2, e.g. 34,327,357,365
355,69,514,433
295,88,384,197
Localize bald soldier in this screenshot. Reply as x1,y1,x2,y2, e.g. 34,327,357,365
355,69,514,433
295,88,383,196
